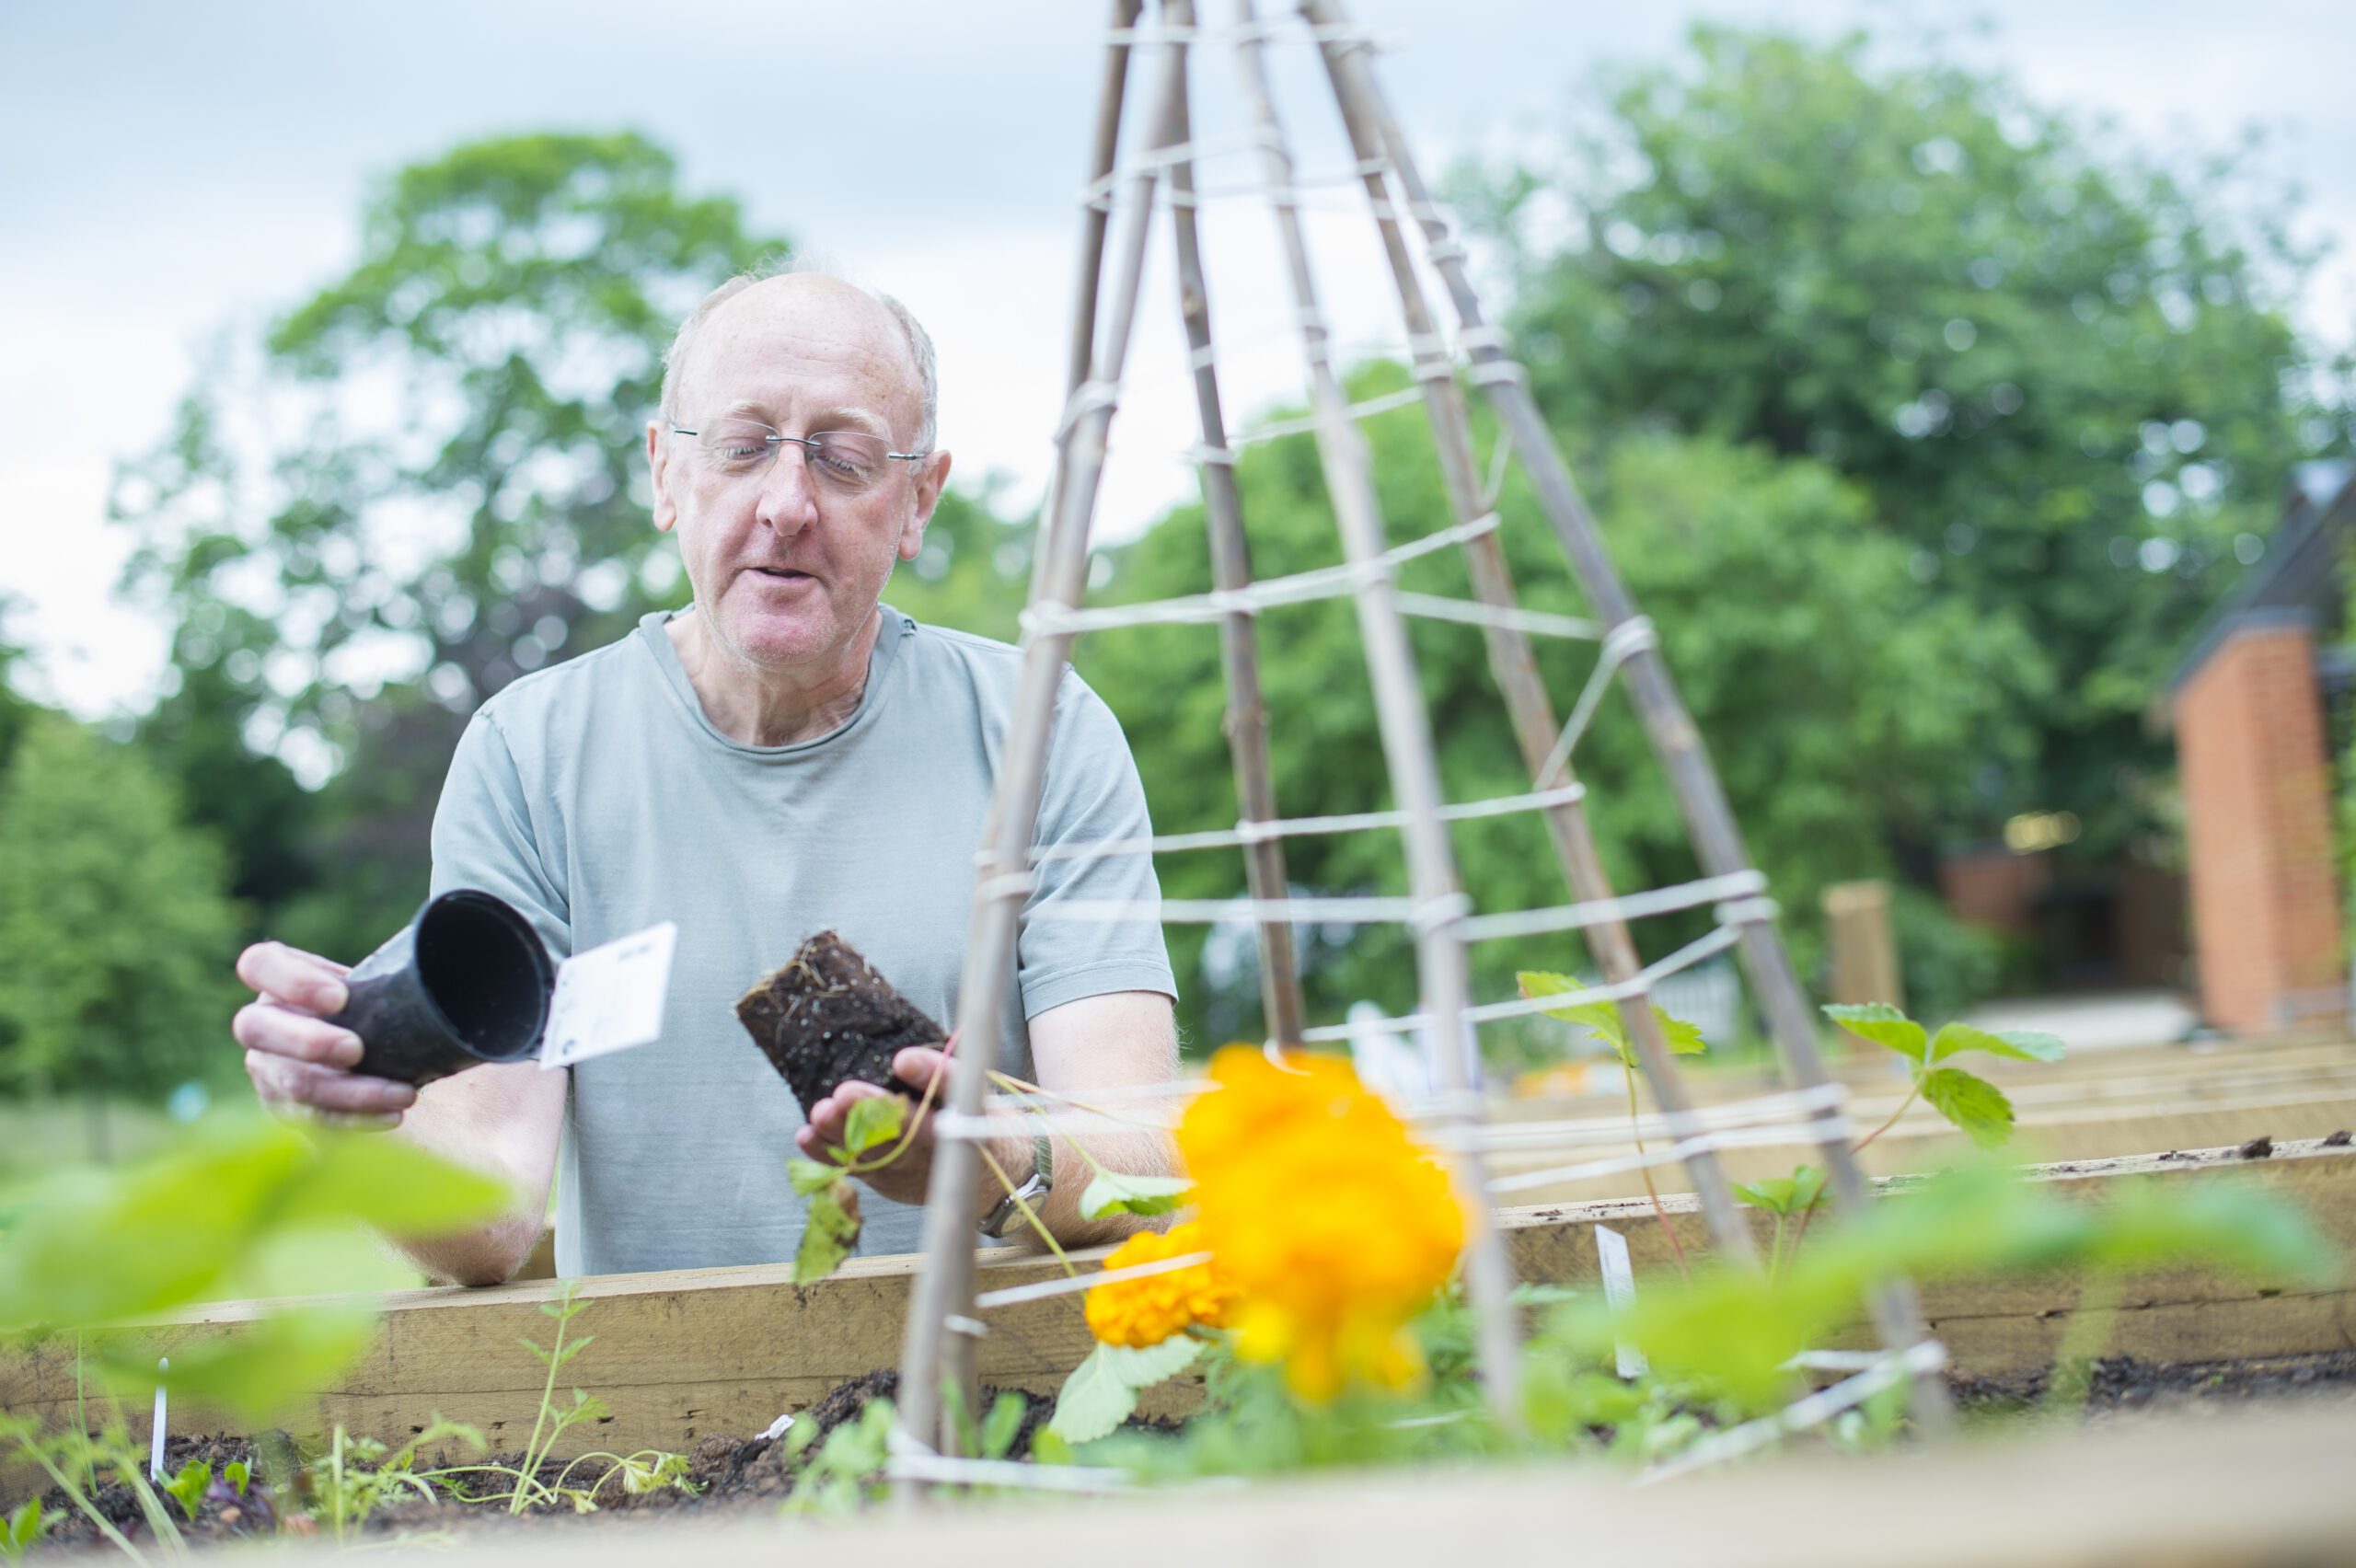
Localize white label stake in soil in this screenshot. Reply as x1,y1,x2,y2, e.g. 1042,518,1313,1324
539,922,678,1069
1595,1226,1648,1379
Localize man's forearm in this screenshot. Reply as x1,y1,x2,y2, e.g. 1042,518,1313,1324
387,1066,562,1286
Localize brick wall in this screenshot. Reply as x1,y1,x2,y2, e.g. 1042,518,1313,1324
2174,617,2346,1034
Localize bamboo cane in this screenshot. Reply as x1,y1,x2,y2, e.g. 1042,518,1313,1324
1163,33,1310,1047
895,0,1182,1464
1300,0,1949,1424
1231,0,1522,1431
1022,0,1149,611
1305,21,1759,1271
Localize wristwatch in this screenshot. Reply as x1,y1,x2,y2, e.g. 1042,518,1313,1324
979,1133,1055,1239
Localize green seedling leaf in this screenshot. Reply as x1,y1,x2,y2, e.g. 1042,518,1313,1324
979,1390,1028,1460
1738,1163,1831,1216
1517,973,1705,1064
1030,1428,1075,1467
554,1332,595,1366
1078,1171,1195,1220
788,1158,843,1197
840,1095,907,1159
793,1180,862,1284
1822,1002,1927,1060
1919,1066,2015,1149
162,1459,212,1521
1047,1336,1203,1445
224,1459,250,1497
4,1498,48,1558
1930,1022,2065,1065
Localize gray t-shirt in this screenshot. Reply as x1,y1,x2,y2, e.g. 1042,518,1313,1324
428,606,1174,1277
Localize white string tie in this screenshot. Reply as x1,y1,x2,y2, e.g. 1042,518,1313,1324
1055,378,1124,442
1636,1343,1948,1486
1409,892,1473,934
973,1251,1218,1310
1537,616,1657,789
976,870,1035,904
1467,358,1528,387
1715,896,1781,926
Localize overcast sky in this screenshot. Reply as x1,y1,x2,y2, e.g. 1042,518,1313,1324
3,1,2349,718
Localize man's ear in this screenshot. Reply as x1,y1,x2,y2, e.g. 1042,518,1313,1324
646,422,679,533
899,449,953,561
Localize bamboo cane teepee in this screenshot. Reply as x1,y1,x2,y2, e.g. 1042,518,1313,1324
893,0,1947,1470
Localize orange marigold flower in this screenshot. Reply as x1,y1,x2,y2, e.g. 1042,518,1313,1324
1177,1046,1465,1402
1082,1221,1234,1349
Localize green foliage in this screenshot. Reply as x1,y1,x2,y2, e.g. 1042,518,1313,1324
160,1458,212,1521
1826,1000,2064,1150
0,1496,46,1562
1078,1171,1195,1220
0,714,246,1102
1553,1160,2337,1419
0,1113,504,1443
111,131,785,959
0,1114,505,1338
1468,27,2350,857
781,1395,897,1517
1047,1334,1205,1445
309,1418,483,1541
1089,397,2032,1042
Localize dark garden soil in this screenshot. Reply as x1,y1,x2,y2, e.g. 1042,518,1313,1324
27,1353,2356,1554
735,931,941,1118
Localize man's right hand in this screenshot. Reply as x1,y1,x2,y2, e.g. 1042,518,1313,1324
232,941,419,1127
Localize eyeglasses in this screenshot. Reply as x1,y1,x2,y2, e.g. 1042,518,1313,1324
669,420,928,492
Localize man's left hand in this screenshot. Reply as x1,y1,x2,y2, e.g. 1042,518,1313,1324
796,1044,962,1207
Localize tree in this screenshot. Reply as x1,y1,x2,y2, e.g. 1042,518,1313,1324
1080,370,2034,1043
1465,27,2350,854
0,715,245,1109
112,132,785,957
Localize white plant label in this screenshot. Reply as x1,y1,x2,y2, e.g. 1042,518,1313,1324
539,922,677,1069
1595,1225,1648,1379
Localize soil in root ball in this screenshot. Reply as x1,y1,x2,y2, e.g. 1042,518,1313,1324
736,931,942,1119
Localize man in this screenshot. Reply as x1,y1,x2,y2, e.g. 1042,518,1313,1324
232,266,1181,1284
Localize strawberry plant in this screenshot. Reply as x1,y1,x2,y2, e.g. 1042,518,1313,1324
1519,974,1708,1274
1823,1003,2064,1150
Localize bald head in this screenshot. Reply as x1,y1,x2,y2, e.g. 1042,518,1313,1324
659,265,938,452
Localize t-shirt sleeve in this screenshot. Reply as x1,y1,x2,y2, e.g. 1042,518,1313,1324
1017,670,1178,1018
430,708,574,963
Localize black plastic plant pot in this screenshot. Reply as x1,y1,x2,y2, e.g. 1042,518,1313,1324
327,890,558,1086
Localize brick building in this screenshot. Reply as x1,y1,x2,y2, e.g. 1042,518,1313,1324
2165,467,2353,1036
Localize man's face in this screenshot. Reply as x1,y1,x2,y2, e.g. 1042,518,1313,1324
647,276,949,672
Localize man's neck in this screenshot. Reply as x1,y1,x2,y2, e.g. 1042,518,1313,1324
667,607,884,747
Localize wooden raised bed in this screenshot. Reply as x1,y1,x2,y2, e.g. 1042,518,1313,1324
1494,1035,2356,1203
3,1141,2348,1461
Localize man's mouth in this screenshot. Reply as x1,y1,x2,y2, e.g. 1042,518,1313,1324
749,566,814,582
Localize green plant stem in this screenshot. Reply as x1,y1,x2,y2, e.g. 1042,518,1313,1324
1625,1068,1692,1284
1787,1201,1819,1265
985,1068,1172,1135
1851,1078,1923,1154
511,1302,576,1515
2043,1273,2124,1418
977,1141,1074,1276
27,1447,150,1567
108,1458,183,1558
1769,1213,1788,1286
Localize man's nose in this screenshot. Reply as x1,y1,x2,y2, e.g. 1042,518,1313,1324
755,442,822,534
